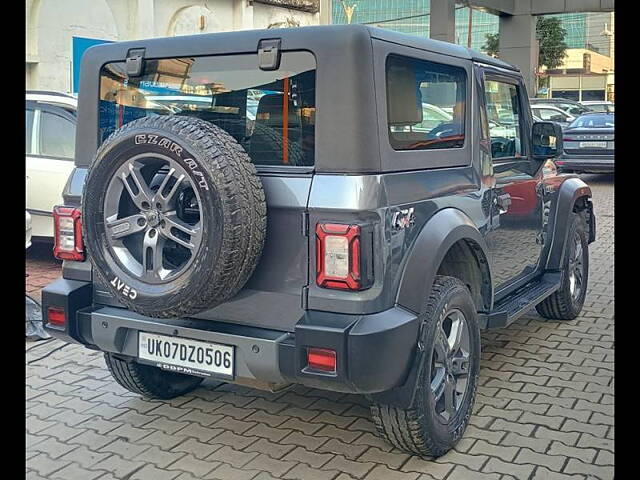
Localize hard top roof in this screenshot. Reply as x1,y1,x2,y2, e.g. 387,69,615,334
83,24,517,72
365,26,518,71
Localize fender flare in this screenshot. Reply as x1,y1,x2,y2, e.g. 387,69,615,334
544,177,592,270
371,208,492,409
396,208,493,315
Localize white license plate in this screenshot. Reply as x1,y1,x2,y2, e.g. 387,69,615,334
580,141,607,148
138,332,234,378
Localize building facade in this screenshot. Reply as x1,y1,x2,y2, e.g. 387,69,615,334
26,0,320,94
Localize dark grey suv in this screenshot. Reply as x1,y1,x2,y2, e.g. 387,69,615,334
42,25,595,458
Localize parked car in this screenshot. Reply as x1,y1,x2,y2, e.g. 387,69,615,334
557,112,614,174
26,91,77,240
42,25,595,458
580,100,614,114
26,211,32,250
531,105,574,127
530,97,591,116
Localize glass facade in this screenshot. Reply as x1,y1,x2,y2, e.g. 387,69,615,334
331,2,612,58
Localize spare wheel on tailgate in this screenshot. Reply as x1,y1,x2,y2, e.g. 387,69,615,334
82,115,267,318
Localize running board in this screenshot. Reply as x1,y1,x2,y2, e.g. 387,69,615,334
483,273,562,329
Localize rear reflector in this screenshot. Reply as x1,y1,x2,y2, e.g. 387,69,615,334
47,307,66,327
307,347,337,373
53,206,84,261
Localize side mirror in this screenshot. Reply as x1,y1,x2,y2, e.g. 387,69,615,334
532,121,563,159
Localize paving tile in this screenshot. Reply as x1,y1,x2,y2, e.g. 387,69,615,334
25,178,615,480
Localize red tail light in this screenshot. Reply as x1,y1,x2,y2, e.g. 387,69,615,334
47,307,66,327
53,206,84,261
307,348,337,373
316,223,371,291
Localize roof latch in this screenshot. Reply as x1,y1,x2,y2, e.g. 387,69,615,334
258,39,281,71
125,48,146,77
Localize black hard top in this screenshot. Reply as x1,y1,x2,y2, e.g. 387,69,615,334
76,24,518,172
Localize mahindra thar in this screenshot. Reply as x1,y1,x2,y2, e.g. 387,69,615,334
42,25,595,457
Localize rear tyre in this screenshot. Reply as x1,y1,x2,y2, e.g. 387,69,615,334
370,276,481,457
104,352,203,399
536,211,589,320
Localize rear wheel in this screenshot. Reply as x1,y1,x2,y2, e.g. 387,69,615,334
536,211,589,320
370,276,481,457
104,353,203,399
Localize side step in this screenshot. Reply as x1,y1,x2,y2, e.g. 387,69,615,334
483,273,561,329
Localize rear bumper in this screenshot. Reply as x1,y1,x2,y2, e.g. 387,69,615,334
557,154,614,172
42,278,419,394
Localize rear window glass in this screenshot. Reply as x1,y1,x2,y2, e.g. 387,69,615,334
99,51,316,167
568,114,614,129
386,55,466,151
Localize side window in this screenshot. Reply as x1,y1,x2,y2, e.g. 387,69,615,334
484,80,522,159
40,111,75,159
26,108,34,154
386,55,466,151
537,109,560,121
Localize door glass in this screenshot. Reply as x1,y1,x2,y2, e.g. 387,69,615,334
484,80,522,159
26,109,34,154
40,111,76,159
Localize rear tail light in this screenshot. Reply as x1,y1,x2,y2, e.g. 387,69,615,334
53,206,84,261
315,223,373,291
47,307,66,327
307,347,337,373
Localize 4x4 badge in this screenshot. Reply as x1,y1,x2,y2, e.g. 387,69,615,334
392,208,415,230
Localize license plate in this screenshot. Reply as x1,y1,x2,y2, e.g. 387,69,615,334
138,332,234,378
580,141,607,148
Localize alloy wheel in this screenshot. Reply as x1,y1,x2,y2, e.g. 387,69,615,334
568,231,584,302
430,309,471,423
103,154,203,284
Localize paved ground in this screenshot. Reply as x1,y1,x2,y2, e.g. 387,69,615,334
26,174,614,480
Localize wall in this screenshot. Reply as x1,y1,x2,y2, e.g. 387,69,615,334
25,0,319,93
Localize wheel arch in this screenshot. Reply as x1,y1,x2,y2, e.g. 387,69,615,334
396,208,493,315
545,177,593,271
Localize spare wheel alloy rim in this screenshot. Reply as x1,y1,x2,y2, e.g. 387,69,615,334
103,153,204,284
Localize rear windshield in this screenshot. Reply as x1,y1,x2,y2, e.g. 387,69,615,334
568,114,614,129
99,51,316,167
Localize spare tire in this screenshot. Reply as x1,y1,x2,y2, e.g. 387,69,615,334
82,115,266,318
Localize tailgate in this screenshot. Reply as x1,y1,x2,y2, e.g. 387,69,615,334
93,173,312,332
192,174,311,331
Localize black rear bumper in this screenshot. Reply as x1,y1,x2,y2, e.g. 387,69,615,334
42,278,419,394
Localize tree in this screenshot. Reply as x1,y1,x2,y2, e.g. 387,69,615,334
479,17,568,70
536,16,568,70
483,33,499,57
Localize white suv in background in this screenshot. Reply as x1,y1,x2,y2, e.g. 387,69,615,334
26,91,77,240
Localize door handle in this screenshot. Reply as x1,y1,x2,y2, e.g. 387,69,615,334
495,193,511,214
